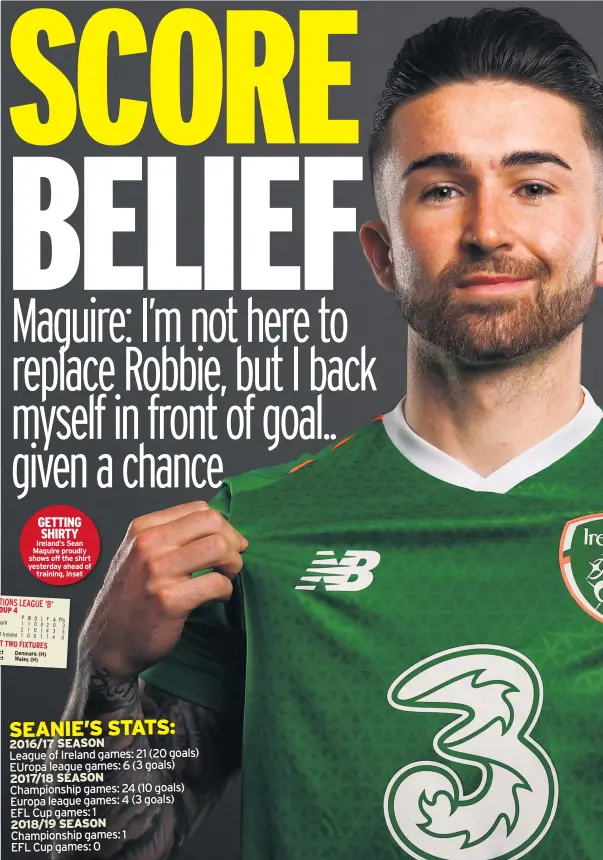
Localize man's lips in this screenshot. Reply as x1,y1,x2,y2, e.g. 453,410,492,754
458,274,532,294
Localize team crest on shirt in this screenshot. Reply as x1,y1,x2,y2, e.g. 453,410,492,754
559,513,603,623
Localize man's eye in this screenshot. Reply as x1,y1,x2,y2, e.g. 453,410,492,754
519,182,553,199
421,186,460,203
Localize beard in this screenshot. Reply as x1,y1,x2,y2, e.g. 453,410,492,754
394,254,597,364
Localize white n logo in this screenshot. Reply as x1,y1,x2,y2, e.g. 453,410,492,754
384,645,558,860
295,550,380,592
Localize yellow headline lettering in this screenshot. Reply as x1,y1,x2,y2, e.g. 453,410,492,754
10,9,76,145
151,9,223,145
226,10,295,144
10,720,103,737
107,719,174,736
10,8,358,145
300,10,358,144
78,9,147,145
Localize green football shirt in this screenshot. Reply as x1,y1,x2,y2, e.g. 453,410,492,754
142,388,603,860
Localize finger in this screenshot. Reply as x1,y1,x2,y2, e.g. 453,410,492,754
151,508,247,554
154,534,244,581
128,500,211,535
177,572,235,613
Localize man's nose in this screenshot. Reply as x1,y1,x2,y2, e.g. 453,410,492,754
461,188,514,255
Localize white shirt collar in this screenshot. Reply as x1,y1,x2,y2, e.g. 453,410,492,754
382,387,602,494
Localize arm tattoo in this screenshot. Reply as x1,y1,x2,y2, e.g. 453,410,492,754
49,671,242,859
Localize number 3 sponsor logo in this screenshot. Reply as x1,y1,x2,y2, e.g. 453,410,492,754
384,645,558,860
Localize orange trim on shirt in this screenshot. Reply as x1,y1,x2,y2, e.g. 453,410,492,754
332,435,354,450
288,459,315,474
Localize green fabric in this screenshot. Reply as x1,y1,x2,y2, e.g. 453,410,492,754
143,419,603,859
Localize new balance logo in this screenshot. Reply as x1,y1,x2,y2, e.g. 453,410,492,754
295,550,380,592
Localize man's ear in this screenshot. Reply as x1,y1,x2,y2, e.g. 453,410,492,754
359,220,395,292
596,212,603,287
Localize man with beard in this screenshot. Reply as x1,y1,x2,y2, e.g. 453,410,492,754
59,7,603,860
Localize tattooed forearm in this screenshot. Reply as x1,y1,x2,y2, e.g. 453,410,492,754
48,665,242,860
88,668,139,712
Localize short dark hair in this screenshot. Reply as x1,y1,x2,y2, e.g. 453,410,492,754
369,6,603,190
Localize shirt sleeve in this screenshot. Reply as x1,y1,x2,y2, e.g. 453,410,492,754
139,485,246,715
